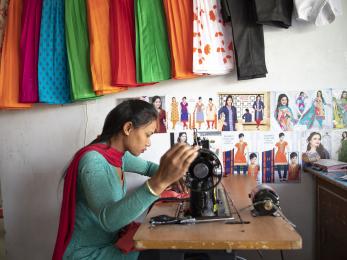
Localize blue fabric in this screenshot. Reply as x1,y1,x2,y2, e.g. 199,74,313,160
253,100,264,121
218,106,237,131
262,149,274,183
242,113,252,122
38,0,70,104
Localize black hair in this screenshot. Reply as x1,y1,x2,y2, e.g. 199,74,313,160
198,97,202,100
299,91,304,96
177,132,188,143
290,152,298,159
341,91,347,100
209,98,213,101
151,95,162,108
239,133,244,138
249,153,257,160
90,99,158,145
245,108,249,112
306,132,329,159
316,91,325,104
342,131,347,141
225,95,233,106
256,95,261,99
279,132,285,138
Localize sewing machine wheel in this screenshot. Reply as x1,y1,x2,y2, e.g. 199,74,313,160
185,148,222,192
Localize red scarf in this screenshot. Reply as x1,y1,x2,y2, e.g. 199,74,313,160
52,144,124,260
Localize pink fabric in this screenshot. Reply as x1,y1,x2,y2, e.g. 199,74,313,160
19,0,42,102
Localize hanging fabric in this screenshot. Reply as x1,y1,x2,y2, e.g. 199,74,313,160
86,0,126,95
65,0,96,101
38,0,70,104
162,0,197,79
0,0,32,109
19,0,43,103
135,0,171,83
192,0,234,75
0,0,9,62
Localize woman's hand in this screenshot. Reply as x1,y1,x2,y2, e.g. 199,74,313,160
148,143,198,195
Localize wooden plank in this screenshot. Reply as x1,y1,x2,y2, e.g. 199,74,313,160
134,175,302,250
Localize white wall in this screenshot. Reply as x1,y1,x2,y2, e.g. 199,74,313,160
1,3,347,259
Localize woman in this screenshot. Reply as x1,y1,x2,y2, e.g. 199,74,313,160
170,97,179,130
252,95,264,130
338,131,347,162
274,133,288,182
333,90,347,128
177,132,188,144
53,100,198,260
302,132,330,167
274,93,296,131
206,98,216,129
296,91,307,116
194,97,205,129
218,95,237,131
234,133,248,174
180,97,189,130
152,96,167,133
299,90,327,129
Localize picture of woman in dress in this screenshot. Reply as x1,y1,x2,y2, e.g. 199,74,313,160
252,95,264,130
302,132,330,167
194,97,205,129
333,90,347,128
170,97,179,130
206,98,217,129
152,96,167,133
177,132,188,144
234,133,248,174
288,152,300,182
299,90,328,129
274,132,288,182
248,152,260,181
296,91,308,117
218,95,237,131
338,131,347,162
274,93,296,131
180,97,189,130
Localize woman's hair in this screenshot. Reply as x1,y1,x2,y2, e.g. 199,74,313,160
341,91,347,100
225,95,233,106
290,152,298,159
239,133,244,138
299,91,304,96
151,95,162,108
342,131,347,141
306,132,328,159
90,100,158,145
316,90,325,104
249,153,257,160
279,132,285,138
256,94,261,99
276,94,289,110
177,132,187,143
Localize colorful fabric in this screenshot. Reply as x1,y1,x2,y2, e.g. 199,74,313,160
19,0,42,103
0,0,8,61
333,97,347,128
275,105,296,131
65,0,96,101
262,149,274,183
38,0,70,104
155,109,167,133
86,0,126,95
193,0,234,75
195,102,204,122
0,0,32,109
234,142,247,165
135,0,171,83
338,139,347,162
299,97,326,129
206,103,216,121
253,100,264,121
163,0,197,79
223,149,234,176
180,101,189,121
170,100,179,122
274,141,288,164
288,164,300,181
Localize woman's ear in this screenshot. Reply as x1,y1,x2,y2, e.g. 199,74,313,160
123,121,133,136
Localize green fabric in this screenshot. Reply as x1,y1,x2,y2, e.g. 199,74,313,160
135,0,171,83
338,140,347,162
64,151,159,260
65,0,97,101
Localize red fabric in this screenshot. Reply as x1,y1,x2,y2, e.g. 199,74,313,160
52,144,124,260
160,190,190,199
115,222,141,253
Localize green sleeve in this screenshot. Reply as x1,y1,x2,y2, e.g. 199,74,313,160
122,151,159,177
79,151,159,233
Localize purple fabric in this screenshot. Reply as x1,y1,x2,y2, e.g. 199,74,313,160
19,0,42,103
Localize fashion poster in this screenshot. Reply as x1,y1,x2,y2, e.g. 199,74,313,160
217,92,271,131
301,130,332,168
332,88,347,129
331,129,347,163
166,95,218,132
116,95,168,133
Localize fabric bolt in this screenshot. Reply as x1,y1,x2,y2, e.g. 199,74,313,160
294,0,342,26
253,0,294,28
38,0,70,104
0,0,9,64
193,0,234,75
86,0,126,95
0,0,32,109
65,0,96,101
19,0,42,103
135,0,171,83
163,0,197,79
220,0,267,80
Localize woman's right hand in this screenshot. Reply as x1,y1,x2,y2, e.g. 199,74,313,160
148,143,199,195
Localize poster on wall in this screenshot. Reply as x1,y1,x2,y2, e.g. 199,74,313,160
217,92,271,131
332,88,347,129
166,95,219,132
116,95,168,133
331,129,347,163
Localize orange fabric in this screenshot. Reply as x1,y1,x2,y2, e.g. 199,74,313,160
86,0,126,95
274,141,288,164
162,0,197,79
0,0,31,109
234,142,247,164
248,164,259,179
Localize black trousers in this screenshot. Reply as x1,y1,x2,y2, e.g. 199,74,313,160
221,0,267,80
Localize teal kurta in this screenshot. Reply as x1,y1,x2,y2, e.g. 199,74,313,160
64,151,159,260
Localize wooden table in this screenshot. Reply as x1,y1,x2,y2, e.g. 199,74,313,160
134,175,302,251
